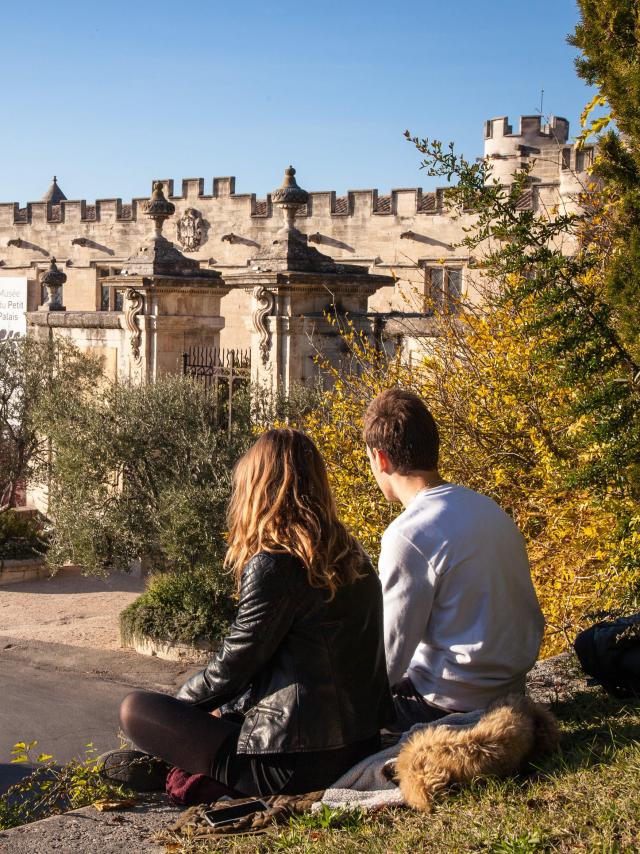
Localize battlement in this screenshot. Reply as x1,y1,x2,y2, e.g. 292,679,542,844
0,198,144,227
484,115,570,145
0,179,449,225
0,107,585,230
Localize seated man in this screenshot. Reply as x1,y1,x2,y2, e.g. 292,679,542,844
364,388,544,730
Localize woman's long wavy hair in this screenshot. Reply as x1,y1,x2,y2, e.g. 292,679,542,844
224,428,364,597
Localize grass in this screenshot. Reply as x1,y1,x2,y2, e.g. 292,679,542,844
172,681,640,854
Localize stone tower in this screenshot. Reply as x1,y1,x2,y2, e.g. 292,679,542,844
483,115,570,186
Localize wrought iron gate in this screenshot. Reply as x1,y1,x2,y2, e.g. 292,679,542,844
182,347,251,433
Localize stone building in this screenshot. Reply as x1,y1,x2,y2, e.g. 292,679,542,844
0,115,593,386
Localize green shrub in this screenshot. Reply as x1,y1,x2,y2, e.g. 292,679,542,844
0,510,49,560
0,740,134,830
120,562,235,647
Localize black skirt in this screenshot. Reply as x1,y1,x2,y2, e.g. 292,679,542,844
212,729,381,797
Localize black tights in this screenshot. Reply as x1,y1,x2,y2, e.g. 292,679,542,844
119,690,238,779
119,690,380,797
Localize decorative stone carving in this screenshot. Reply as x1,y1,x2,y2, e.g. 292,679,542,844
252,286,275,366
123,288,144,363
121,182,220,280
176,208,205,252
272,166,309,210
249,166,370,275
40,257,67,311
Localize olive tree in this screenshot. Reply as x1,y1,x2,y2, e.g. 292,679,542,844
43,374,254,576
0,337,101,511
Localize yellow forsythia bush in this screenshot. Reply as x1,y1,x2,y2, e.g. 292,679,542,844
302,299,638,657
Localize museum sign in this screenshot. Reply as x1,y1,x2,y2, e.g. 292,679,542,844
0,277,27,340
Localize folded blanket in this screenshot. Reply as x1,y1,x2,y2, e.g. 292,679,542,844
317,709,484,811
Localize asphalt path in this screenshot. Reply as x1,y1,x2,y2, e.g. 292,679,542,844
0,636,195,794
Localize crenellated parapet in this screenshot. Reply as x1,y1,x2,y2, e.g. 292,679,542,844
0,112,592,232
0,180,451,227
0,112,593,337
482,114,596,188
484,114,570,146
0,198,143,227
152,177,447,218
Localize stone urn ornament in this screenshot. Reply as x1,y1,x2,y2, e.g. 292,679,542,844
40,257,67,311
142,181,175,237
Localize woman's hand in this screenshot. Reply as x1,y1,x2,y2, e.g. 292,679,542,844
210,708,222,717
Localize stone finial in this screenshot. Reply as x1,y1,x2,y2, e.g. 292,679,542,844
42,175,67,204
142,181,176,238
120,182,221,280
41,257,67,311
272,166,308,229
272,166,308,207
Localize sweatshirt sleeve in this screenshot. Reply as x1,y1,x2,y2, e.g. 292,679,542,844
379,527,435,688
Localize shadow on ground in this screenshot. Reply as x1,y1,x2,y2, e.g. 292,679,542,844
530,689,640,778
0,763,35,796
0,572,145,597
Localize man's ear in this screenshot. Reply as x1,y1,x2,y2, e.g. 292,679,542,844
370,447,393,475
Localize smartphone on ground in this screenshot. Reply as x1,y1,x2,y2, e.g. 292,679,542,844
203,799,269,828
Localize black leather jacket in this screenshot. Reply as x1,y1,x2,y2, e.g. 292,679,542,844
176,551,394,754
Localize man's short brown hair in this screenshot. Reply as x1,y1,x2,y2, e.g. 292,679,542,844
363,388,439,473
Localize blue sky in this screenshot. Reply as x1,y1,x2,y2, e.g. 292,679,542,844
0,0,591,203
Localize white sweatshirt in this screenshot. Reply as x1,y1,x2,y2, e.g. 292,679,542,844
379,483,544,712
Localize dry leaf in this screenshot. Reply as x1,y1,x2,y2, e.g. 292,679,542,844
93,798,138,811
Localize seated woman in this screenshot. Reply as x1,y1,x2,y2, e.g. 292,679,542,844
114,428,394,797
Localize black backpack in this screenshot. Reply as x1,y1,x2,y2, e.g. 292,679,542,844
573,614,640,698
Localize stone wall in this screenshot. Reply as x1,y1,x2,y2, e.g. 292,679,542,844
0,114,593,375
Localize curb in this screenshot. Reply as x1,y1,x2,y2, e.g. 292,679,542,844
0,561,83,587
0,794,181,853
121,632,215,664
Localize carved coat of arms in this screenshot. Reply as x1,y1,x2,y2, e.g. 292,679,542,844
176,208,205,252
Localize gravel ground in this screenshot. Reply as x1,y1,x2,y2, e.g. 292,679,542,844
0,568,145,651
0,794,182,853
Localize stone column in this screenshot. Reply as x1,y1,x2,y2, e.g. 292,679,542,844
102,181,230,382
227,167,395,392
